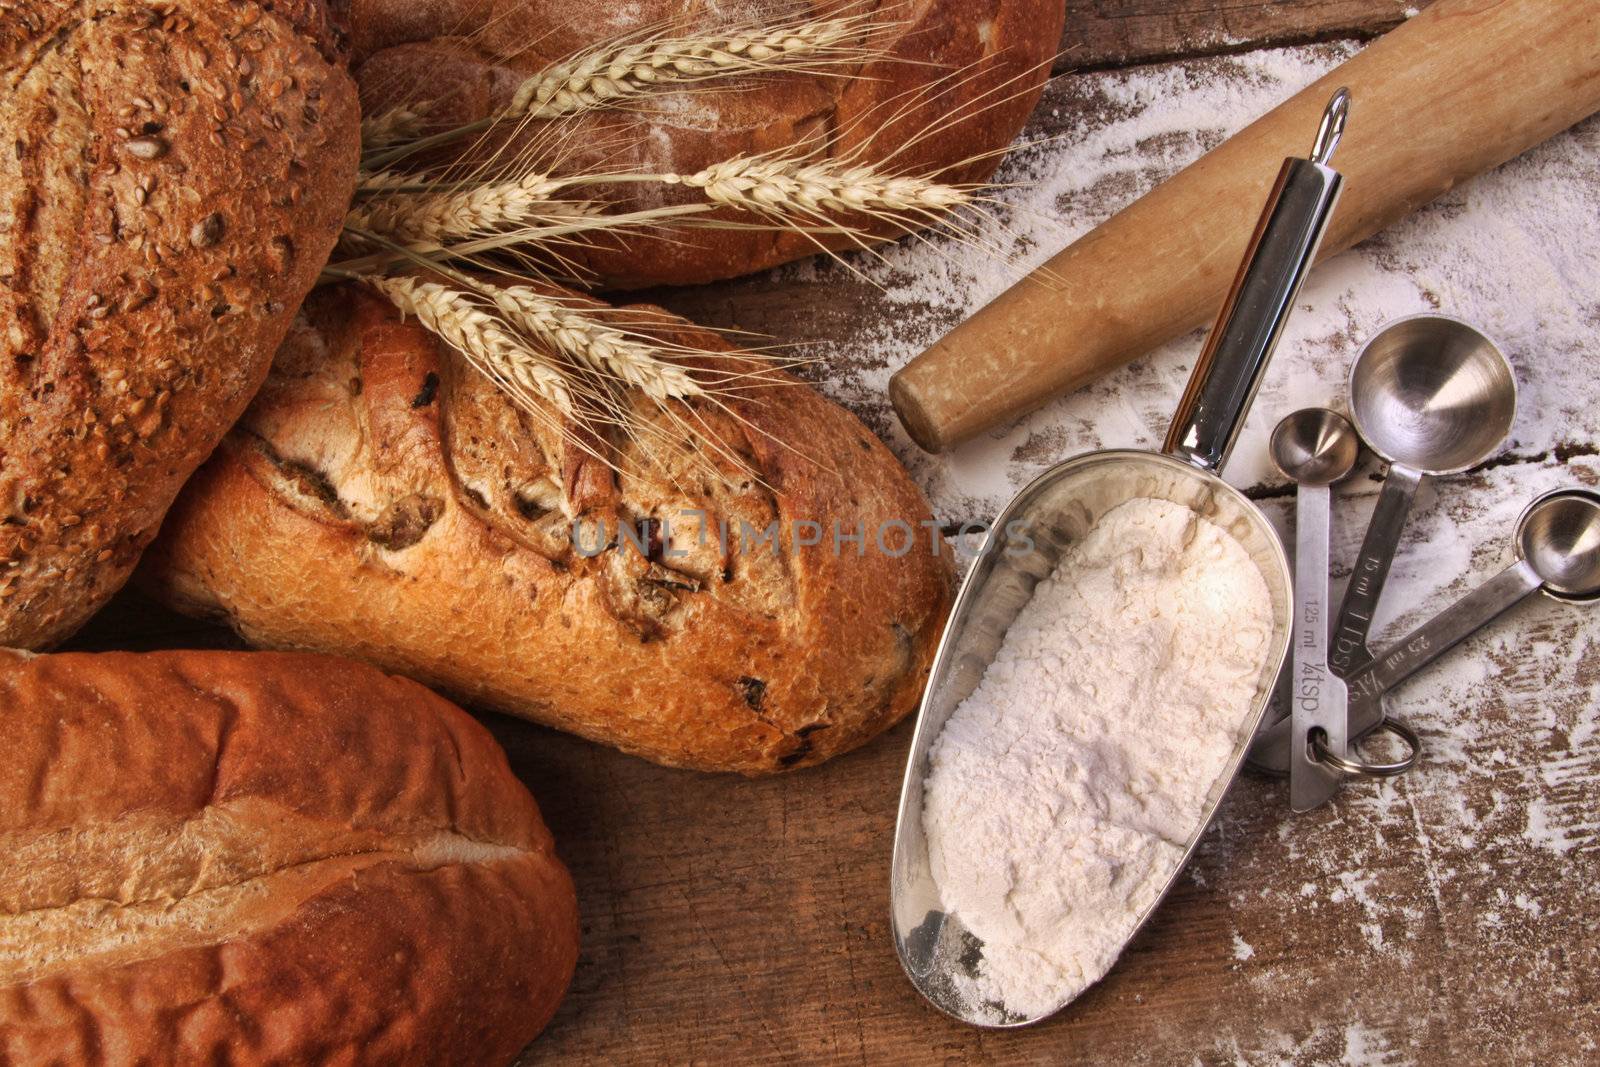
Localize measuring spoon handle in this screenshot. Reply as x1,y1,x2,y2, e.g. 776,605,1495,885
1290,485,1348,811
1249,557,1542,773
1330,464,1424,676
1342,558,1542,736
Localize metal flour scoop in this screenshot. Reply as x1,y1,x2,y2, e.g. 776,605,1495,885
889,90,1350,1027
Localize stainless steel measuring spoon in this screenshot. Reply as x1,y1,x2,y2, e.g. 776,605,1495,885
890,89,1349,1028
1250,487,1600,775
1328,315,1517,677
1270,409,1360,811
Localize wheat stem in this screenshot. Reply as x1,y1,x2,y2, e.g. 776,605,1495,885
360,107,425,150
354,169,441,194
362,13,873,171
324,203,711,276
368,276,574,418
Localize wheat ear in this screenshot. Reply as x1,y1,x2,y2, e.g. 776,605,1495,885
368,276,574,417
348,171,581,242
510,16,863,120
355,169,439,193
486,284,704,401
661,154,972,218
360,107,426,150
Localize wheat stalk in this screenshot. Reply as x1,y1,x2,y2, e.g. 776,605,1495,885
510,16,863,120
361,12,878,171
344,155,970,256
486,284,704,401
368,276,575,418
327,153,976,281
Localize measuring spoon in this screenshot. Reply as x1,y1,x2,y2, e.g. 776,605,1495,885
1251,487,1600,774
1328,315,1517,678
1271,409,1360,811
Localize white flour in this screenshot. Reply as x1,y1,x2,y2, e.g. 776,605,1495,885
922,497,1273,1019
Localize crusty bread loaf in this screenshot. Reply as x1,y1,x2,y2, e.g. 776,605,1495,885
0,0,360,649
141,284,955,773
0,647,579,1066
344,0,1064,288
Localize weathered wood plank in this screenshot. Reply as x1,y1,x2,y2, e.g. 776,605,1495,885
1058,0,1426,71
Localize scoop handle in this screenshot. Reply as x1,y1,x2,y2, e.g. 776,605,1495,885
1162,93,1345,472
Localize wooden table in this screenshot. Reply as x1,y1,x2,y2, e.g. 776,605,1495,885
74,2,1600,1063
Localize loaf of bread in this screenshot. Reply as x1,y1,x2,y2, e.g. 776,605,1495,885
141,285,955,773
0,648,579,1065
0,0,360,648
344,0,1064,288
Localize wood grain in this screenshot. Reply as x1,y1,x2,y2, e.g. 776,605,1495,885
905,0,1600,452
1058,0,1426,71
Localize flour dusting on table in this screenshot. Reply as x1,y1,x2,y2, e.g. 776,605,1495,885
778,44,1600,518
747,40,1600,1053
923,498,1272,1019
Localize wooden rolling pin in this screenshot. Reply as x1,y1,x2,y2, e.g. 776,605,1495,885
890,0,1600,453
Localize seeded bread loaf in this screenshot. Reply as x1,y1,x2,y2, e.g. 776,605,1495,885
141,285,955,773
343,0,1064,288
0,647,579,1066
0,0,360,648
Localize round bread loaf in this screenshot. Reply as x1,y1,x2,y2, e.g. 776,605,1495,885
343,0,1065,288
0,647,579,1066
140,284,955,773
0,1,360,648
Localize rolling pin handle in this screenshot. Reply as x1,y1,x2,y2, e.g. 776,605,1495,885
1311,87,1351,166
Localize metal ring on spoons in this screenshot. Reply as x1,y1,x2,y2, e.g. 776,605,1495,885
1269,409,1361,810
1251,488,1600,776
1327,316,1517,678
1309,718,1420,778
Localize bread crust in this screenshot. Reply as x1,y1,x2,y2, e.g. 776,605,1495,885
343,0,1065,288
0,0,361,648
0,647,579,1066
141,285,955,773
